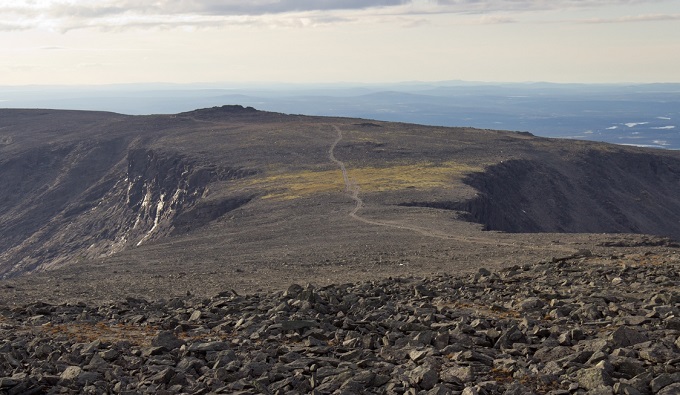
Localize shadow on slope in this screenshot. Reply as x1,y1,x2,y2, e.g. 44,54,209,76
416,150,680,240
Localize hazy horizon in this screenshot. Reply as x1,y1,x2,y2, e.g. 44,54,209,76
3,79,680,88
2,80,678,150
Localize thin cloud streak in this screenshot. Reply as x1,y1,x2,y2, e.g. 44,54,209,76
433,0,669,13
0,0,675,31
581,13,680,23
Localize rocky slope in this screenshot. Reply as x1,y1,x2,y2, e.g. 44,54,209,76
2,107,680,281
0,142,252,278
0,107,259,278
1,251,679,394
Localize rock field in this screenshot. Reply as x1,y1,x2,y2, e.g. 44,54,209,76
1,250,680,394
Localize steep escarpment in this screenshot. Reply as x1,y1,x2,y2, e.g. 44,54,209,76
453,150,680,239
0,143,253,278
122,148,254,244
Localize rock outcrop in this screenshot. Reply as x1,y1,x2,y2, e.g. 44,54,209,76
0,141,253,278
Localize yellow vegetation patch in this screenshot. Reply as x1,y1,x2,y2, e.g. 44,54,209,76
41,322,159,346
39,321,234,346
252,169,346,200
349,162,479,193
247,161,480,200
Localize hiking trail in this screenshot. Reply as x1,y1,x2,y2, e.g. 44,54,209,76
329,125,576,254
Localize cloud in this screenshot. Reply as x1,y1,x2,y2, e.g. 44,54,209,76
0,0,411,31
0,22,23,31
470,15,517,24
174,0,410,15
1,0,408,20
7,64,38,72
398,17,431,28
0,0,675,31
433,0,672,13
581,13,680,23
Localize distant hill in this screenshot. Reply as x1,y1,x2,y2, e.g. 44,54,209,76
2,82,679,149
1,106,680,299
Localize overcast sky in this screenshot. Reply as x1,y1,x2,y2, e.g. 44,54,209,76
1,0,679,85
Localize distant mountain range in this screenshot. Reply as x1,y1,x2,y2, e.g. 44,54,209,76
2,81,679,149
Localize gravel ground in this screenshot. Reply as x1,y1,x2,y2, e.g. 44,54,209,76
1,249,679,394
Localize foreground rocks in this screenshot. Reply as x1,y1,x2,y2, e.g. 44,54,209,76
1,251,679,394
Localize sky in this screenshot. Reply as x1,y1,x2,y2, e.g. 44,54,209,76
1,0,679,85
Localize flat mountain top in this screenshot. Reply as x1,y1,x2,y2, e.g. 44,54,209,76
1,106,680,304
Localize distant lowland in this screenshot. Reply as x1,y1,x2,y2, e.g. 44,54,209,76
2,81,679,149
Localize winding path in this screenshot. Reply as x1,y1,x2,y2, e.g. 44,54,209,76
329,125,576,253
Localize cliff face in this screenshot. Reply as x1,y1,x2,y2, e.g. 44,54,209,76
455,150,680,239
0,138,252,278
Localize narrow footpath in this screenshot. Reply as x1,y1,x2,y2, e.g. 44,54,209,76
329,125,576,254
